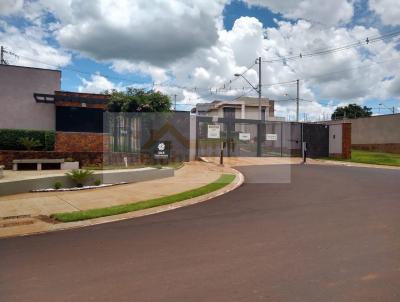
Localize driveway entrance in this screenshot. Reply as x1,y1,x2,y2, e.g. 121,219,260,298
196,116,330,159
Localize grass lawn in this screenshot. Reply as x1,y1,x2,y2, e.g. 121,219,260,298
331,149,400,166
52,174,236,223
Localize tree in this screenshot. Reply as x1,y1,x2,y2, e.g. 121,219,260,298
331,103,372,120
106,88,172,112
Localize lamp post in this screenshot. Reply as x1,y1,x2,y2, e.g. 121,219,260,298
234,57,262,120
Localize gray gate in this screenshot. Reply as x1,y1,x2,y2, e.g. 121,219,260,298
196,116,303,158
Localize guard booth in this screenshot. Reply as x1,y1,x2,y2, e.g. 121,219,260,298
196,116,331,159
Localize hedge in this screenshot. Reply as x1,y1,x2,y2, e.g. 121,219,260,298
0,129,56,151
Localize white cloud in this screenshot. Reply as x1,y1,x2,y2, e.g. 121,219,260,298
38,0,228,66
369,0,400,26
244,0,354,26
111,60,169,83
0,0,23,16
161,16,400,120
0,22,71,68
78,73,122,93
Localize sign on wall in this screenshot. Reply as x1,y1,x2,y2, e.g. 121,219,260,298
154,141,170,159
266,133,278,141
239,133,251,141
207,124,221,139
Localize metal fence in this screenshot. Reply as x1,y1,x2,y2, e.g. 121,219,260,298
196,116,328,158
103,112,191,167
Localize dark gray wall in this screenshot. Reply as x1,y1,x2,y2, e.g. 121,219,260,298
0,65,60,130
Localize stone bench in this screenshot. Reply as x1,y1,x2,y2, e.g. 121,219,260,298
12,159,65,171
0,165,4,178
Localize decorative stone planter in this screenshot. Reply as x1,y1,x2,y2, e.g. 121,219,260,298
61,161,80,170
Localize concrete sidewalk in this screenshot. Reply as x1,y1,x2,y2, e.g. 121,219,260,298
202,156,303,166
0,161,240,238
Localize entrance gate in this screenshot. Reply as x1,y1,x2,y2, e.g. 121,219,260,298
196,116,329,159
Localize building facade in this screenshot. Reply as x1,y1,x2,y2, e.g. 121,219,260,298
0,65,61,130
192,97,281,121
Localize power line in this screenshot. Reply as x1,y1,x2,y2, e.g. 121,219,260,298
17,51,258,94
302,54,400,81
0,46,18,65
262,30,400,63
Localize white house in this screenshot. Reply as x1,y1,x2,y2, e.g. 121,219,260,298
191,97,284,121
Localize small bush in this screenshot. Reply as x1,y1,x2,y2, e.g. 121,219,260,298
44,131,55,151
66,169,94,187
53,182,62,190
19,137,42,150
94,179,102,186
0,129,55,151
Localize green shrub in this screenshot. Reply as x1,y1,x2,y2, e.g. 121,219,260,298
19,137,42,150
54,182,62,190
0,129,56,151
44,131,55,151
66,169,94,187
94,179,101,186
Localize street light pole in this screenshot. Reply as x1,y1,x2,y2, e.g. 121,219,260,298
296,79,299,122
235,57,263,120
258,57,262,120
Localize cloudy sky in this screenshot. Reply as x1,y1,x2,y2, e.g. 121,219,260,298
1,0,400,120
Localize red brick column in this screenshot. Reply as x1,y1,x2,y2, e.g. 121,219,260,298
342,123,352,159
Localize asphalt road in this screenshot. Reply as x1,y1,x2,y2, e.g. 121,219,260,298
1,164,400,302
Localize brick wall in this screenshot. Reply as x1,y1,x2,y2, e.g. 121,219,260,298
54,91,109,109
55,132,106,152
342,123,352,159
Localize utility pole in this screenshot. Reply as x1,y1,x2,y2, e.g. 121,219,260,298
174,94,177,111
258,56,262,120
296,79,300,122
1,46,5,65
0,46,17,65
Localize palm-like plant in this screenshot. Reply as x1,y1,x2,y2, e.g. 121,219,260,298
66,169,94,187
19,137,42,150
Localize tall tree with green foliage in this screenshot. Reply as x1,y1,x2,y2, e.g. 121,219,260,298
106,88,172,112
331,103,372,120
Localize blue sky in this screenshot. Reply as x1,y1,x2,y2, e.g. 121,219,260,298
1,0,400,119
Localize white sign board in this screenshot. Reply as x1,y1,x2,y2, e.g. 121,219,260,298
266,133,278,141
239,133,251,141
207,125,220,139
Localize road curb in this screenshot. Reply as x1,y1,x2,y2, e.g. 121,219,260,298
1,167,244,239
310,158,400,170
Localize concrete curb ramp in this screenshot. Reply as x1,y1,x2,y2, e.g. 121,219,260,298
0,166,244,239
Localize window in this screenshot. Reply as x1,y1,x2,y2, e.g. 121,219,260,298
223,107,235,120
56,106,103,133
